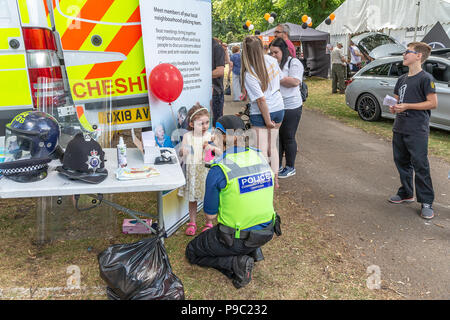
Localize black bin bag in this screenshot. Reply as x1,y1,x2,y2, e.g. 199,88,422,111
98,237,185,300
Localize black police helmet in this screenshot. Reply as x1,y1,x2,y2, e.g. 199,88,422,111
56,133,108,184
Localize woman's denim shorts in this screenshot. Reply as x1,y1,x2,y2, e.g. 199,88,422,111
250,109,285,127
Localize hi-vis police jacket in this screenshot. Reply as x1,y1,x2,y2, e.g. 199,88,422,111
211,147,276,238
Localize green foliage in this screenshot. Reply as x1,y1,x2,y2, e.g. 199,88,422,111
212,0,345,41
212,13,247,43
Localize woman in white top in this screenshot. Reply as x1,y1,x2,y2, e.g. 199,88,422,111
269,37,304,178
241,36,285,187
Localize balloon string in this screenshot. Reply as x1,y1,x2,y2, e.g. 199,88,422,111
169,104,181,144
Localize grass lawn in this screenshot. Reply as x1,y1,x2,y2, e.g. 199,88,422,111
0,191,399,300
304,77,450,163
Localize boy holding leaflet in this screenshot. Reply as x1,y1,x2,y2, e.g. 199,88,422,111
388,42,438,219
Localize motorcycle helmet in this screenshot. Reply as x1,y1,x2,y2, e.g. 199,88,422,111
4,111,61,162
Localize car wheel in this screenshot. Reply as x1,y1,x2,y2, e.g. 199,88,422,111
356,93,381,121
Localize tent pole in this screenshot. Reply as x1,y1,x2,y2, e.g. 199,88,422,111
414,1,421,41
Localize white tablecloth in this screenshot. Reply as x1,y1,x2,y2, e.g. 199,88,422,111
0,148,185,199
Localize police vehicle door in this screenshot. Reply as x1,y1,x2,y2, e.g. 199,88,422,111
50,0,150,132
0,0,33,133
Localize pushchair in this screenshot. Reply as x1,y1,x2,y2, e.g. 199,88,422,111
235,103,251,130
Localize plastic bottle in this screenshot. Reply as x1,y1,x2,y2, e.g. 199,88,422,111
117,136,127,168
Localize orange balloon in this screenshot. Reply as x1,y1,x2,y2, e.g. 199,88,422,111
301,15,308,23
246,20,251,27
308,22,313,27
264,13,270,21
330,13,336,20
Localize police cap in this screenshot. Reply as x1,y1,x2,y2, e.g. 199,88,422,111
215,115,246,134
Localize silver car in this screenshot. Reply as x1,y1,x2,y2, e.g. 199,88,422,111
345,53,450,132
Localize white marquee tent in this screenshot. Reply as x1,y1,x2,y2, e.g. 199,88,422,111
317,0,450,51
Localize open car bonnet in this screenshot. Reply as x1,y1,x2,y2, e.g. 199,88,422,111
352,32,405,60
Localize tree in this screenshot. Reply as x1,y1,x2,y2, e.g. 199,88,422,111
212,11,247,43
212,0,345,40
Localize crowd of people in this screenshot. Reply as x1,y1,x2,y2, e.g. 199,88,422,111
328,40,366,94
211,24,305,183
180,24,438,289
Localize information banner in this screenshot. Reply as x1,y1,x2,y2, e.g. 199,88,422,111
139,0,212,234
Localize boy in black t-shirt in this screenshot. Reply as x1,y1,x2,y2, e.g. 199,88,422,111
388,42,438,219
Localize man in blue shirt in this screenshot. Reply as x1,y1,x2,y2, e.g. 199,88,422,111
229,45,242,101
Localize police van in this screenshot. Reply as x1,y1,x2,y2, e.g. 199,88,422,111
0,0,150,135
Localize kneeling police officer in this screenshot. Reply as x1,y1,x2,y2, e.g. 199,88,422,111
186,115,281,289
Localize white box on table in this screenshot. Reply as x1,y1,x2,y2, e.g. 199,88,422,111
131,129,161,164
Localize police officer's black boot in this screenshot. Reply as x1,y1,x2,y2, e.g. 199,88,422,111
249,248,264,262
232,255,254,289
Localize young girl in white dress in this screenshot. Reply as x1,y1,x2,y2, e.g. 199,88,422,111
178,103,219,236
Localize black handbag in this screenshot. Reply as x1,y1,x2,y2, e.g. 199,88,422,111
300,81,308,102
224,80,231,95
288,58,308,103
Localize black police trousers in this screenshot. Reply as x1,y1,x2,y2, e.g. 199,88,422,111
393,132,434,204
185,225,273,279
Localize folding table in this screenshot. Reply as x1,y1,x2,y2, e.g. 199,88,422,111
0,148,186,243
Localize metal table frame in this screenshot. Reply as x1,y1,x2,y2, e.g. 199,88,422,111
0,148,185,243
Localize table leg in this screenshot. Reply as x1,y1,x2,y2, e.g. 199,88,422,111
157,191,164,243
35,194,116,244
36,196,50,244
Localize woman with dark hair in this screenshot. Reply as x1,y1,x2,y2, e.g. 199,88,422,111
269,37,304,178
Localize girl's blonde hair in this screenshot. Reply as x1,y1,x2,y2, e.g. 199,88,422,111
186,103,209,131
240,36,269,93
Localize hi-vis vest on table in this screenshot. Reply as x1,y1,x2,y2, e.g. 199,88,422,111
211,148,276,239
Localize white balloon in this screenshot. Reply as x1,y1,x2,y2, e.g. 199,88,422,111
306,17,312,24
249,24,254,31
268,16,274,24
